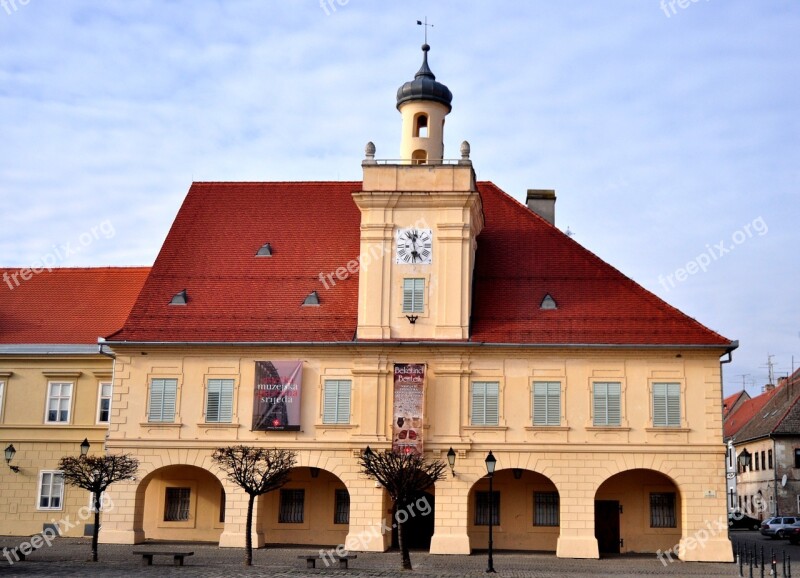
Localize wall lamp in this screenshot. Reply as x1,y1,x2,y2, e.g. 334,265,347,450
5,444,20,473
405,315,419,324
447,447,457,477
80,438,91,457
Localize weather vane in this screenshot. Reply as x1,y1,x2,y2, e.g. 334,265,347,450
416,17,433,44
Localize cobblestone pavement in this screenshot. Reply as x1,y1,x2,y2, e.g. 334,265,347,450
0,536,741,578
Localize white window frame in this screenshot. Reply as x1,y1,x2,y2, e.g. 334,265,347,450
471,381,500,426
652,382,681,427
402,278,425,313
592,381,621,426
205,379,234,423
37,471,65,511
45,381,73,424
532,381,561,426
0,380,5,421
97,381,112,424
148,378,178,423
322,379,351,425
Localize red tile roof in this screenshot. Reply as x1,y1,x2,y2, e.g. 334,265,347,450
723,385,781,439
0,267,149,345
723,390,749,418
109,181,733,347
727,382,800,442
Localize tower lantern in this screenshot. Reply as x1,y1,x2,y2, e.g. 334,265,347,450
396,44,453,164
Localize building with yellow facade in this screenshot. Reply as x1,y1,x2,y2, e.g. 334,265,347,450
0,267,148,537
96,45,736,561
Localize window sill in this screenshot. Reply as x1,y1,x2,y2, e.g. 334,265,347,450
645,427,691,433
315,423,356,429
197,423,240,429
140,422,182,428
585,426,631,432
463,426,508,431
525,426,570,432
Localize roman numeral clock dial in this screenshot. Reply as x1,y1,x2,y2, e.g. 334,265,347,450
395,228,432,264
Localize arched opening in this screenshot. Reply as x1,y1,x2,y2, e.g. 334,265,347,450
391,482,435,551
411,149,427,165
594,469,681,556
467,468,559,552
138,464,225,542
413,113,429,138
257,467,349,547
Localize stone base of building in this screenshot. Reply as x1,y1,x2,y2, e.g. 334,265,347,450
99,529,145,544
218,530,265,548
676,537,734,562
429,533,471,554
556,535,599,559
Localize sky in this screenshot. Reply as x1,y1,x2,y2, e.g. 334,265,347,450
0,1,797,396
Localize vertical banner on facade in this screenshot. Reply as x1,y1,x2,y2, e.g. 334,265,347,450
392,363,425,454
252,361,302,431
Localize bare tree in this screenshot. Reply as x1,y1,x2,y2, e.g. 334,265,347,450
358,447,446,570
211,446,296,566
58,454,139,562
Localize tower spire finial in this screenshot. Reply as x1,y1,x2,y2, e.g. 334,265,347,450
416,17,433,45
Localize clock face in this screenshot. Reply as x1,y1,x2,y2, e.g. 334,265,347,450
396,228,432,264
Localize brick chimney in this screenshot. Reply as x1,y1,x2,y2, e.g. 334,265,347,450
526,189,556,225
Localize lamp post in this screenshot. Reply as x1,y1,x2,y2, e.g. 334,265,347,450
4,444,20,473
485,450,497,573
447,447,457,477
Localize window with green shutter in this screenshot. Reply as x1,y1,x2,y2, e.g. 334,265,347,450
206,379,234,423
148,378,178,422
593,382,621,426
402,278,424,313
471,381,499,426
532,381,561,426
323,379,351,424
652,382,680,427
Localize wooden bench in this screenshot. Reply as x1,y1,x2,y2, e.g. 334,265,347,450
298,553,357,569
133,550,194,566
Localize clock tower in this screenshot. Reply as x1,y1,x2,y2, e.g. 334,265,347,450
354,44,484,340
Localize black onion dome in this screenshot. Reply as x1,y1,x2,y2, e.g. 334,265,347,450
396,44,453,111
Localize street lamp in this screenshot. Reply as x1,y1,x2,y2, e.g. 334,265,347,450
447,447,457,477
4,444,20,473
485,450,497,573
80,438,91,457
738,448,752,471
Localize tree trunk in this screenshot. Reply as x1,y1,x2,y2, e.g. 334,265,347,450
245,493,255,566
91,491,101,562
397,516,412,570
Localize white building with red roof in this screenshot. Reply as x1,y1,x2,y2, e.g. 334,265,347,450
97,45,736,561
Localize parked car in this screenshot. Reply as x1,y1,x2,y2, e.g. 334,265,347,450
787,522,800,545
728,511,763,530
760,516,800,538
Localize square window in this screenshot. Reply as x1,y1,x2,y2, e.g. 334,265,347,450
164,487,191,521
148,379,178,423
532,381,560,426
38,471,64,510
97,382,112,423
475,490,500,526
652,382,680,427
402,278,424,313
46,382,72,423
279,489,305,523
471,382,499,426
533,492,559,526
650,493,676,528
206,379,234,423
334,489,350,524
593,382,621,426
323,380,351,425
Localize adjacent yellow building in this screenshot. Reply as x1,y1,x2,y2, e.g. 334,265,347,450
92,44,736,561
0,267,148,537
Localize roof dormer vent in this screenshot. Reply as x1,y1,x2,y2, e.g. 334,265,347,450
170,289,188,306
302,291,320,307
540,294,557,310
256,243,272,257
